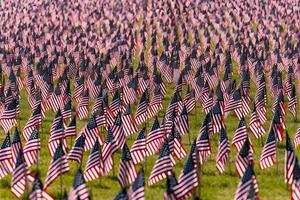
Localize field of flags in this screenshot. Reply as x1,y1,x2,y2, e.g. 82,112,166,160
1,0,300,199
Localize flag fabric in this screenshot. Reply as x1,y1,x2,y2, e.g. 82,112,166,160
249,104,265,139
149,141,174,186
175,105,189,136
163,173,178,200
111,113,126,149
23,129,40,167
0,98,18,133
118,143,137,187
29,174,54,200
260,128,277,169
44,143,70,188
235,138,253,177
48,110,66,157
122,104,138,137
12,128,22,168
69,169,90,200
114,188,128,200
130,128,146,165
285,132,297,184
216,127,230,173
65,116,77,137
102,127,118,175
0,134,13,179
234,164,259,200
84,139,103,182
232,117,248,152
173,141,199,199
77,89,89,120
23,104,42,141
196,114,212,164
11,150,33,197
135,90,149,125
146,117,164,156
128,170,145,200
81,115,104,151
67,134,85,163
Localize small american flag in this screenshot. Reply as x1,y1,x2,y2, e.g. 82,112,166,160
149,141,174,186
128,170,145,200
122,104,138,137
135,90,149,125
216,127,230,174
118,143,137,187
23,103,42,141
81,115,103,151
11,150,33,197
67,134,85,163
249,104,265,139
260,128,277,169
69,169,90,200
234,164,259,200
65,116,76,138
84,139,103,182
173,141,199,199
0,134,13,179
285,132,297,184
29,174,54,200
0,98,18,133
235,138,253,178
146,117,164,156
77,89,89,120
232,117,248,152
196,114,212,164
102,127,118,175
23,129,40,167
130,128,146,165
163,173,178,200
44,143,70,188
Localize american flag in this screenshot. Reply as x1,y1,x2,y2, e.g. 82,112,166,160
285,132,297,184
149,141,174,186
48,110,66,157
295,127,300,148
211,102,224,134
29,174,54,200
0,134,13,179
23,129,40,167
84,139,103,182
48,85,62,112
69,169,90,200
67,134,85,163
234,164,259,200
291,162,300,200
0,98,18,133
23,103,42,141
65,116,76,137
171,127,187,160
62,97,72,121
235,138,253,178
288,83,297,118
164,173,178,200
102,127,118,175
173,141,199,199
148,86,163,118
110,90,121,115
249,104,265,139
44,143,70,188
175,105,189,136
81,115,103,151
130,128,146,165
260,128,277,169
196,114,212,164
118,143,137,187
74,75,84,103
12,128,22,168
183,87,195,113
128,170,145,200
122,104,138,137
11,150,33,197
111,113,126,149
77,89,89,120
232,117,248,152
224,88,243,118
146,117,164,156
272,107,285,142
135,90,149,125
216,127,230,174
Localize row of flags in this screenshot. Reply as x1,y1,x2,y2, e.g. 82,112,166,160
0,0,300,199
